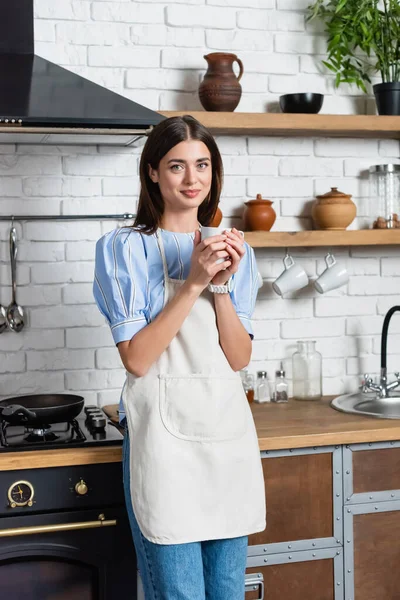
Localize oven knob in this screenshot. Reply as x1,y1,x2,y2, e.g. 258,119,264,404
75,479,88,496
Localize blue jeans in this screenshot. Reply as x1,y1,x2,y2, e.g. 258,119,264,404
122,430,248,600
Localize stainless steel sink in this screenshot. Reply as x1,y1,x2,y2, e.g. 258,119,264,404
331,305,400,419
331,392,400,419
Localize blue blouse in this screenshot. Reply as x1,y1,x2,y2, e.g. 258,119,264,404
93,227,260,419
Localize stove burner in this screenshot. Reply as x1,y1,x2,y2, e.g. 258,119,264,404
24,426,59,443
0,407,124,451
0,419,86,448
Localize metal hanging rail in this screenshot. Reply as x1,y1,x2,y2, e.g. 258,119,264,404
0,213,135,221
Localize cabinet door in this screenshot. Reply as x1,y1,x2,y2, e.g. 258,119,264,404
246,559,335,600
351,510,400,600
249,452,334,547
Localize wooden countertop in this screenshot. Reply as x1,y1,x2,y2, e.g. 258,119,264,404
2,397,400,470
253,396,400,450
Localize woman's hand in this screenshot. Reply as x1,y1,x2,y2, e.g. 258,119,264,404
185,231,232,292
211,228,246,286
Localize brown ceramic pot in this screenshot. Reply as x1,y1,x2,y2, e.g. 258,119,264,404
209,206,223,227
243,194,276,231
198,53,243,112
312,187,357,230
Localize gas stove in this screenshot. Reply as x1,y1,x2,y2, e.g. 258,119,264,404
0,405,124,451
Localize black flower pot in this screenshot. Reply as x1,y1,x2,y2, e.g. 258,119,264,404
373,82,400,115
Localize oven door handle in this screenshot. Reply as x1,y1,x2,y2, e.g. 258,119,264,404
0,513,116,538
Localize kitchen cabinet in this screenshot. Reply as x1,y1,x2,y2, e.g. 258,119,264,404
245,550,340,600
248,451,335,547
247,436,400,600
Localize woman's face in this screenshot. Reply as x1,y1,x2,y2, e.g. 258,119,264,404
149,139,212,214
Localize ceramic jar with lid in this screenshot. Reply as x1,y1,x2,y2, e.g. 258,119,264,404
243,194,276,231
209,206,223,227
311,187,357,230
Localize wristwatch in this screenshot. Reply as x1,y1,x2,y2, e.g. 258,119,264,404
207,277,234,294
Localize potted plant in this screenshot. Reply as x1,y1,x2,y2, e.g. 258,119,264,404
307,0,400,115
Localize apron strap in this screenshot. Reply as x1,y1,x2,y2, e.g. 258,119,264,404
155,230,169,282
155,230,169,308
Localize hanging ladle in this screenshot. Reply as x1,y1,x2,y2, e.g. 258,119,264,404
6,224,24,332
0,302,7,334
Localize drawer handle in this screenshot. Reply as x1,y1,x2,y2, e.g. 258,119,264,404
245,573,264,599
0,513,116,538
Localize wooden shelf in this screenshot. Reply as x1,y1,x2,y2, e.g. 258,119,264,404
160,111,400,139
244,229,400,247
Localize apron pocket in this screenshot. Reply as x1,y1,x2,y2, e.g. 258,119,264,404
159,374,248,442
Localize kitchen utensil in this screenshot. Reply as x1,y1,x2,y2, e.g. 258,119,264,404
370,164,400,229
243,194,276,231
314,252,349,294
198,52,243,112
311,186,356,230
279,93,324,114
0,393,84,426
272,252,309,297
6,226,24,332
0,302,7,334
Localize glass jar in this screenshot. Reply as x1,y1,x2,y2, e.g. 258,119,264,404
369,164,400,229
240,370,255,404
292,341,322,401
255,371,270,403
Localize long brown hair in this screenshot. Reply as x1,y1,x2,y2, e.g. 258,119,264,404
133,115,223,234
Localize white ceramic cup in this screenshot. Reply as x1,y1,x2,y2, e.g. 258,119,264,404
201,226,244,264
314,253,349,294
272,254,309,297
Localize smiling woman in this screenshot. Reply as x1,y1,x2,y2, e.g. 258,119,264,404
93,115,265,600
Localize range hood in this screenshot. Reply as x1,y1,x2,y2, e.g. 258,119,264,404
0,0,165,145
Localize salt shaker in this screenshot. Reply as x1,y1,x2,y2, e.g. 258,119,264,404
273,362,288,403
255,371,270,403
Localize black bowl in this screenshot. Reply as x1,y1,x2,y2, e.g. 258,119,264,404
279,93,324,114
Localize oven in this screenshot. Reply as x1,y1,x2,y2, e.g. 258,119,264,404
0,461,137,600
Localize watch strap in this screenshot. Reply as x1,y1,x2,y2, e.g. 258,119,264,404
207,277,233,294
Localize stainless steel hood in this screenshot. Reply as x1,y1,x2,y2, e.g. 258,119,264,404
0,0,165,145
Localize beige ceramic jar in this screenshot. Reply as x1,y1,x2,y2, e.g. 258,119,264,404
311,187,357,230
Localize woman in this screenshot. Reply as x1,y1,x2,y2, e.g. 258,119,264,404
93,115,265,599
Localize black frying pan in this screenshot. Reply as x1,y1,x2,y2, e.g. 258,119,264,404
0,394,84,427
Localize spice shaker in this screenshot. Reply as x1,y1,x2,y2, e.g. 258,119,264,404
255,371,270,403
273,362,288,403
240,369,255,404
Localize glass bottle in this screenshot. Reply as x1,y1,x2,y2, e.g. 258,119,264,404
240,369,255,404
255,371,270,403
292,341,322,401
273,362,288,403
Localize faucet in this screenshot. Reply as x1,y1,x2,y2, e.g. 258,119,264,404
362,305,400,398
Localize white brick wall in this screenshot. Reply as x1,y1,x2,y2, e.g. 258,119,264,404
0,0,399,406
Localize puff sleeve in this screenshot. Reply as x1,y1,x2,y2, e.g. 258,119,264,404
230,243,261,339
93,228,149,345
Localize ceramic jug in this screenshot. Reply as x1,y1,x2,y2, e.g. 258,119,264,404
243,194,276,231
199,53,243,112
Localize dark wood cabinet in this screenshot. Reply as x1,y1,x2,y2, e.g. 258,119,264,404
352,510,400,600
248,451,334,547
246,558,336,600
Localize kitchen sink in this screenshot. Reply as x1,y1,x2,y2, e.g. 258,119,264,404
331,392,400,419
331,305,400,419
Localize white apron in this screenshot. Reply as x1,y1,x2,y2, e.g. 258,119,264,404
122,231,266,544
